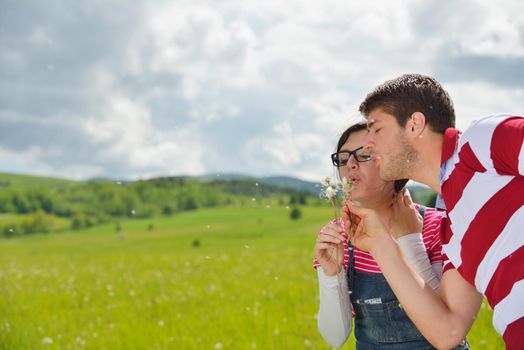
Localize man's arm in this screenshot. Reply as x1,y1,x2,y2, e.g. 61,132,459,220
346,202,483,349
489,116,524,176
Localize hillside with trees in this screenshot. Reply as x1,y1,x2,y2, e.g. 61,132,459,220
0,172,311,237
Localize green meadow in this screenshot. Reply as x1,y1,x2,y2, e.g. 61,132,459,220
0,204,504,349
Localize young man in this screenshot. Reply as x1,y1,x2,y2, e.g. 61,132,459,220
344,73,523,349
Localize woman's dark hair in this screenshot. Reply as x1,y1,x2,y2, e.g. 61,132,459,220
336,121,408,193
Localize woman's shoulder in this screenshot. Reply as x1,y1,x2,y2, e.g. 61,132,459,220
414,204,444,237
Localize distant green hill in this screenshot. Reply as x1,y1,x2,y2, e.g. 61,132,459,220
0,172,313,237
193,173,320,195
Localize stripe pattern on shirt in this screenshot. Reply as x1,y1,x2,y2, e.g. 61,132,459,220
440,114,524,341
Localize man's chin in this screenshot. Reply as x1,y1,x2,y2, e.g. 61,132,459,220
378,167,397,182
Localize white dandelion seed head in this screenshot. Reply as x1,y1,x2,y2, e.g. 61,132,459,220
325,186,337,200
41,337,53,344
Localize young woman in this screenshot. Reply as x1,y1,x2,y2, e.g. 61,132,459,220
313,122,469,349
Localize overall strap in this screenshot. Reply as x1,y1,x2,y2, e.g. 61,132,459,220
417,204,426,220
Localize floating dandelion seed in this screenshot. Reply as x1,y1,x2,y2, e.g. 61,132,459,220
251,197,256,201
255,182,259,186
41,337,53,344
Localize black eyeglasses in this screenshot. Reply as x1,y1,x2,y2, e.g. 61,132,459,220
331,146,372,167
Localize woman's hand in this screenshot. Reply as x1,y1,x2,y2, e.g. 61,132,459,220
314,220,346,276
390,189,422,238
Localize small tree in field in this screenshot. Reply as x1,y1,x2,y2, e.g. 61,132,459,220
289,207,301,220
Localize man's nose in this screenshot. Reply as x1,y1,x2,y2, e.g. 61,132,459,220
363,134,375,153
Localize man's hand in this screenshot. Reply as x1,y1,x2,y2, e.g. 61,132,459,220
390,189,423,238
344,201,392,254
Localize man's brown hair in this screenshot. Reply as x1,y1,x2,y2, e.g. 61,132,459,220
359,74,456,133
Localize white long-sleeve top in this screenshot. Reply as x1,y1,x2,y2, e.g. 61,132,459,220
317,233,443,348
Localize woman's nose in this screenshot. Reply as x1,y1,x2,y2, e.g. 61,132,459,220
347,156,359,170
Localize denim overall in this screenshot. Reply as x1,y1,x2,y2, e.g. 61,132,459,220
347,206,470,350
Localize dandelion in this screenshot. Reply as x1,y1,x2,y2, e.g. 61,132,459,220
339,177,353,200
215,342,223,349
41,337,53,344
320,175,354,304
158,320,165,327
76,336,85,346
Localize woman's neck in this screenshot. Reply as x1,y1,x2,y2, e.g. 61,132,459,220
359,192,394,218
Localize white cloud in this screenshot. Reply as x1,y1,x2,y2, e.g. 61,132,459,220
0,0,523,181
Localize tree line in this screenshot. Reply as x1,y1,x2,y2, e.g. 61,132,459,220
0,176,311,237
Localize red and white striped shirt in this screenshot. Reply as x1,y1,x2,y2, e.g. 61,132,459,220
313,205,443,273
439,114,524,349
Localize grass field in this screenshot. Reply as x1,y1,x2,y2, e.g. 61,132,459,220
0,204,504,349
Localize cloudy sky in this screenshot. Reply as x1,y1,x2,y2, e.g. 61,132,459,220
1,0,523,182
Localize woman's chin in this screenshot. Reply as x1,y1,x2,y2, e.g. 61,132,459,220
349,188,363,200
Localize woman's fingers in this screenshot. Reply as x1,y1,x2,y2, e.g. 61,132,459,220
317,232,343,245
316,242,339,250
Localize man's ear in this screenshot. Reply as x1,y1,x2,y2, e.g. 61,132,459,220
409,112,426,136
